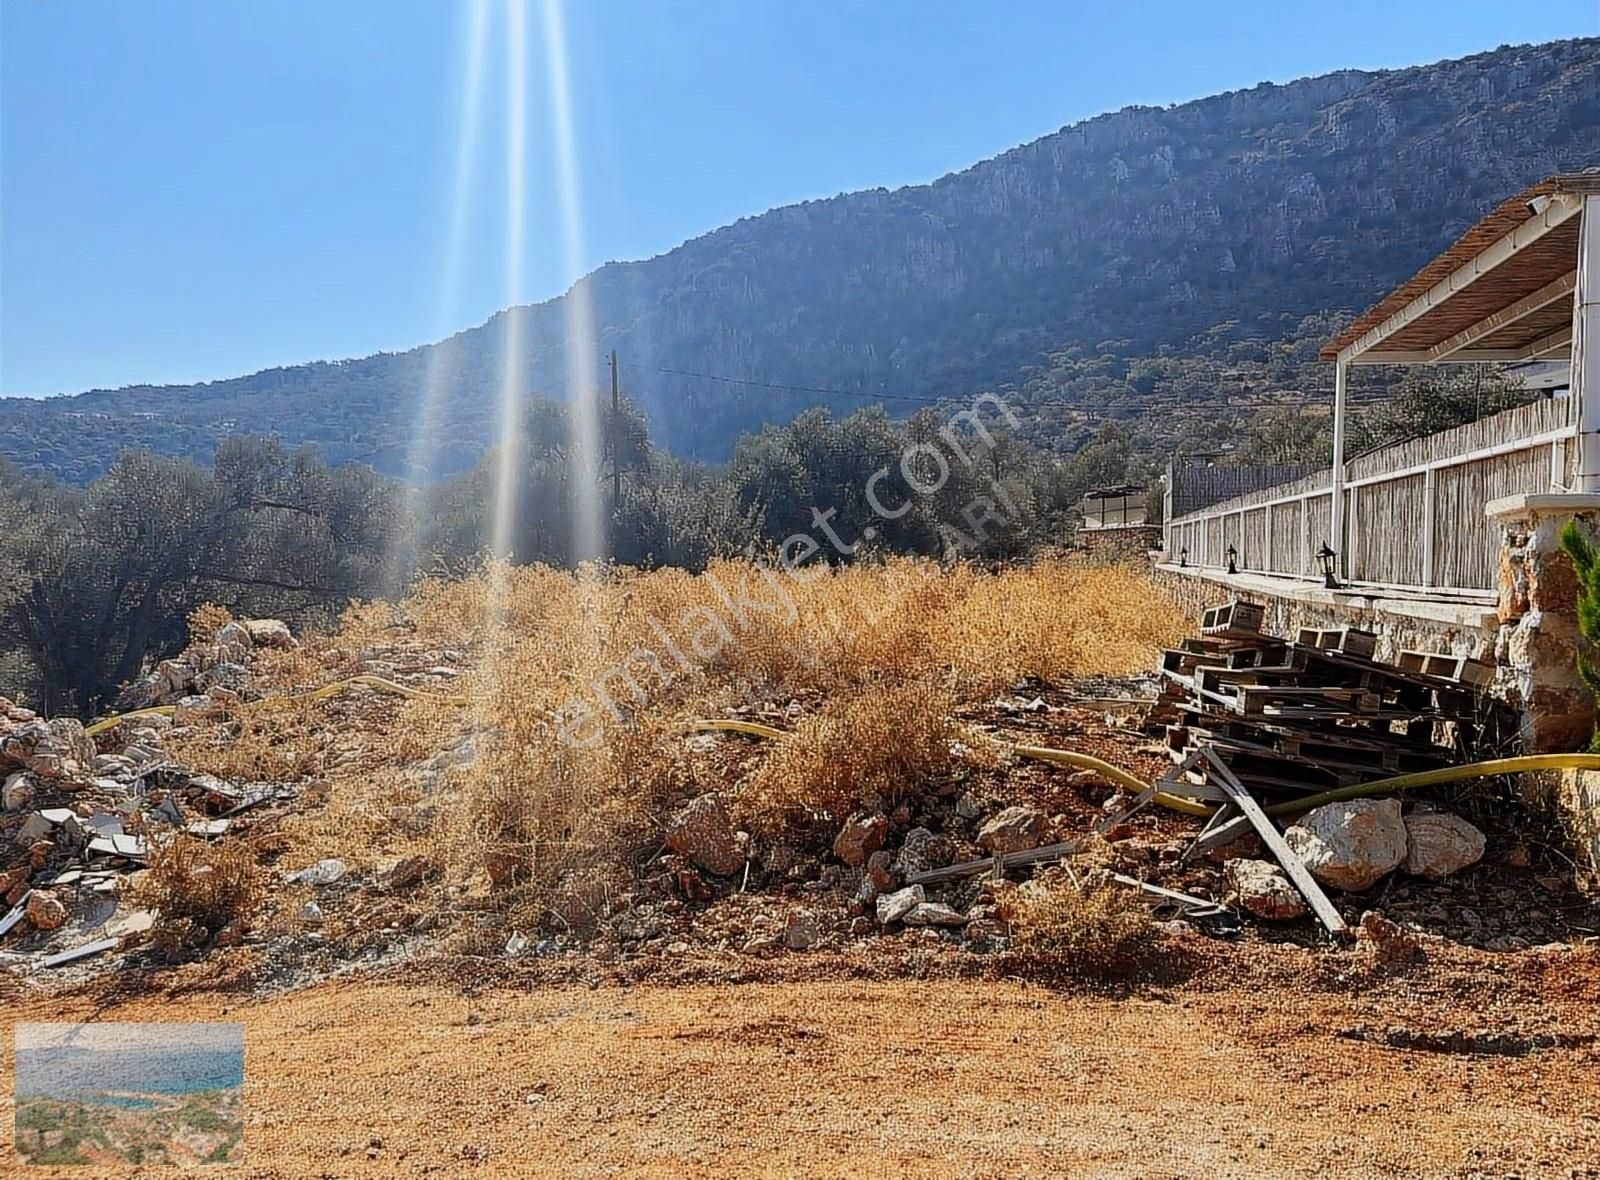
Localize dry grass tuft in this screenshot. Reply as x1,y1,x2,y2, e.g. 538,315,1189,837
187,601,234,645
735,682,959,835
132,837,265,960
998,865,1159,979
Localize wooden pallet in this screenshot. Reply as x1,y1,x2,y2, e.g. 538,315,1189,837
1397,650,1494,688
1201,599,1264,638
1297,626,1378,660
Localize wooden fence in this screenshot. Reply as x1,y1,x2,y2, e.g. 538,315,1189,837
1164,397,1575,595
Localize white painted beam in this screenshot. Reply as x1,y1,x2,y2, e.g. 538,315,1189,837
1338,193,1582,365
1574,196,1600,492
1330,357,1348,576
1426,271,1576,361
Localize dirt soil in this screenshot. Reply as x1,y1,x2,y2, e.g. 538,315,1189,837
5,949,1599,1180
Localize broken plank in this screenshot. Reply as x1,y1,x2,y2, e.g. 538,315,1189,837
1108,873,1224,915
41,938,120,968
0,891,34,939
1199,746,1348,939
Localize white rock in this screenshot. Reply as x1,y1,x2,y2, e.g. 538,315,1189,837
287,858,347,887
1225,858,1308,921
875,884,925,925
243,619,296,649
902,902,967,927
1284,798,1407,892
1403,811,1486,879
2,772,34,812
782,910,819,949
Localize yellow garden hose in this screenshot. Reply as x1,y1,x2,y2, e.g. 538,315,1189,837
682,719,1213,816
1262,753,1600,816
683,721,1600,822
84,674,470,738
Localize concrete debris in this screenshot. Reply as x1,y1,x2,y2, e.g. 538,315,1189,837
41,938,120,968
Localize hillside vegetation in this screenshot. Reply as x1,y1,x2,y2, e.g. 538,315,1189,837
3,38,1596,482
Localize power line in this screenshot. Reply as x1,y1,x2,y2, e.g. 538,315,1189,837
636,362,1374,414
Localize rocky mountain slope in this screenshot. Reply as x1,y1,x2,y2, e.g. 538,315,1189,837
4,37,1598,482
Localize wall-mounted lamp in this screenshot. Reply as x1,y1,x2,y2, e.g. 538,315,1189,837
1226,544,1238,575
1316,542,1340,589
1179,546,1188,568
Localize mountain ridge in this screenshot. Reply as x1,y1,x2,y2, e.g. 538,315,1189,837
5,36,1598,481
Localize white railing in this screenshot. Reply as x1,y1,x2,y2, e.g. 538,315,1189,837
1164,398,1576,595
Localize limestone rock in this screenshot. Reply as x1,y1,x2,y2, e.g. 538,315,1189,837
832,812,887,867
902,901,966,927
1284,798,1406,892
891,827,950,878
1357,909,1421,967
25,890,68,932
1402,811,1486,880
215,621,255,661
157,659,196,695
194,662,251,695
876,884,925,925
1225,858,1308,921
977,805,1047,854
112,673,169,713
782,910,819,950
172,695,226,727
243,619,296,649
0,718,96,781
665,794,744,876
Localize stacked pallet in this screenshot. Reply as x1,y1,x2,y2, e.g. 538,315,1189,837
1150,602,1512,800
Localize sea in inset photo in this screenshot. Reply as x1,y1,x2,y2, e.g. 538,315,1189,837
13,1022,244,1167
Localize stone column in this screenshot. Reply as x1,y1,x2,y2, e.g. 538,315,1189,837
1490,493,1600,752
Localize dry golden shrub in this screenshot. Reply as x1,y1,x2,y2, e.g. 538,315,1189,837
734,682,958,835
164,696,333,782
259,556,1180,924
133,836,264,957
187,602,234,645
997,865,1158,979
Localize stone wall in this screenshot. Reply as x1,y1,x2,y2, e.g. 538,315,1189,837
1147,567,1497,665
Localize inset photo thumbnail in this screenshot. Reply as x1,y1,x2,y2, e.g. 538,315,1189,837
14,1022,243,1167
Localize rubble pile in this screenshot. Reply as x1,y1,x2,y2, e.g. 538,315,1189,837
0,620,300,972
111,617,296,717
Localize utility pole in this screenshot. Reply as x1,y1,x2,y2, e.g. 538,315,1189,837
609,349,622,508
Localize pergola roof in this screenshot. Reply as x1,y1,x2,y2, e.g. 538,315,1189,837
1321,173,1600,365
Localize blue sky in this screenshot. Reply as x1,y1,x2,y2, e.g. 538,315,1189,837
2,1,1595,397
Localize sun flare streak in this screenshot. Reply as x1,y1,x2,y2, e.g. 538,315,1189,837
541,0,606,567
388,0,490,589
